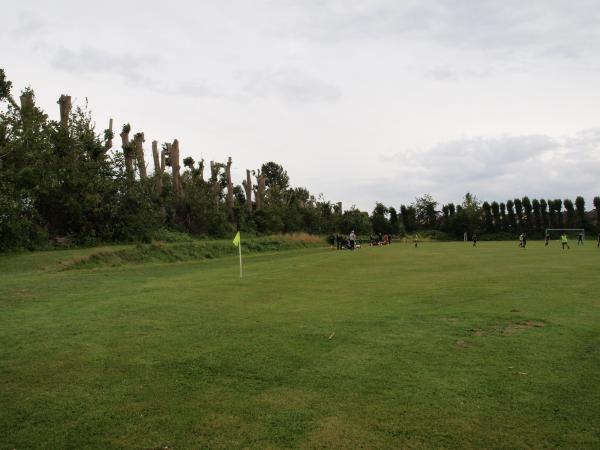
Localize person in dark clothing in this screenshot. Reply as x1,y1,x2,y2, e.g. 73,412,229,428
336,234,343,250
545,233,550,247
522,233,527,248
472,234,478,247
577,232,584,246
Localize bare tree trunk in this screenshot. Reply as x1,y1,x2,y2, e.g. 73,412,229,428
19,92,33,111
57,95,71,128
133,132,147,178
171,139,182,200
254,170,266,210
120,126,134,179
210,160,223,205
242,169,253,212
105,118,113,151
160,144,166,171
198,159,205,181
225,157,234,222
152,140,164,193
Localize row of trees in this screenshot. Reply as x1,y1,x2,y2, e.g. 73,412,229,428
389,193,600,238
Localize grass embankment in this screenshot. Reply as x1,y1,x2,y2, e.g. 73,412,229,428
1,241,600,448
59,233,325,270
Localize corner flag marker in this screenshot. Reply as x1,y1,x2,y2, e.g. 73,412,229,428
232,231,242,278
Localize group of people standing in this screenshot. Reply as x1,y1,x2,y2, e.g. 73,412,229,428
369,233,392,246
329,231,358,250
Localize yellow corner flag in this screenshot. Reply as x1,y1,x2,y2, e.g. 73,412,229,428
233,231,242,278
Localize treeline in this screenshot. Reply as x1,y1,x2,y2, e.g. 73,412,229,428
0,69,376,251
392,193,600,239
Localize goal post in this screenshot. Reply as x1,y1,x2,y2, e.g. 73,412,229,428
545,229,585,240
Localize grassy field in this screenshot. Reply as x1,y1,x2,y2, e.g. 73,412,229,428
1,240,600,449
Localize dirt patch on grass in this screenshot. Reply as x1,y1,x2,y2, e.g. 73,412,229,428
502,320,545,336
470,327,485,337
257,387,310,409
441,317,459,322
9,288,34,300
456,340,468,348
303,416,370,449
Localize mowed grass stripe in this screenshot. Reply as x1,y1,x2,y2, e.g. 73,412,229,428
1,241,600,448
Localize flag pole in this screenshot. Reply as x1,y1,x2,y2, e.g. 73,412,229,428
239,240,243,278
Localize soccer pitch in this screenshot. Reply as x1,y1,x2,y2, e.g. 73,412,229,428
1,241,599,449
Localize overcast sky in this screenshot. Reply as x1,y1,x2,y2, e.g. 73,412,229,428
2,0,600,210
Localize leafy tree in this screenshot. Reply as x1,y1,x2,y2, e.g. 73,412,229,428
388,207,399,234
371,203,390,234
400,204,416,232
261,162,289,190
594,196,600,226
482,201,493,232
513,198,524,230
506,200,516,232
521,197,532,231
575,196,586,228
491,201,501,231
539,199,549,228
414,194,438,229
531,199,541,230
499,202,507,231
563,199,575,227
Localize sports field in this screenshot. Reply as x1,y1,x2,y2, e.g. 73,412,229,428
1,241,600,449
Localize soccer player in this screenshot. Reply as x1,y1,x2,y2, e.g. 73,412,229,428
472,234,478,247
561,232,570,250
545,232,550,247
577,232,584,246
414,235,419,248
518,233,524,248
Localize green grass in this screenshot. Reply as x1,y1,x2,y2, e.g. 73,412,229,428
1,241,600,449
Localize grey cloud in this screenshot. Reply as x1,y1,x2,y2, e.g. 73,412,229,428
428,66,459,82
281,1,600,63
50,46,161,89
378,130,600,204
12,10,45,37
238,69,341,103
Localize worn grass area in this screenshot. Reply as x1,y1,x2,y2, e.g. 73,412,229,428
1,241,600,448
